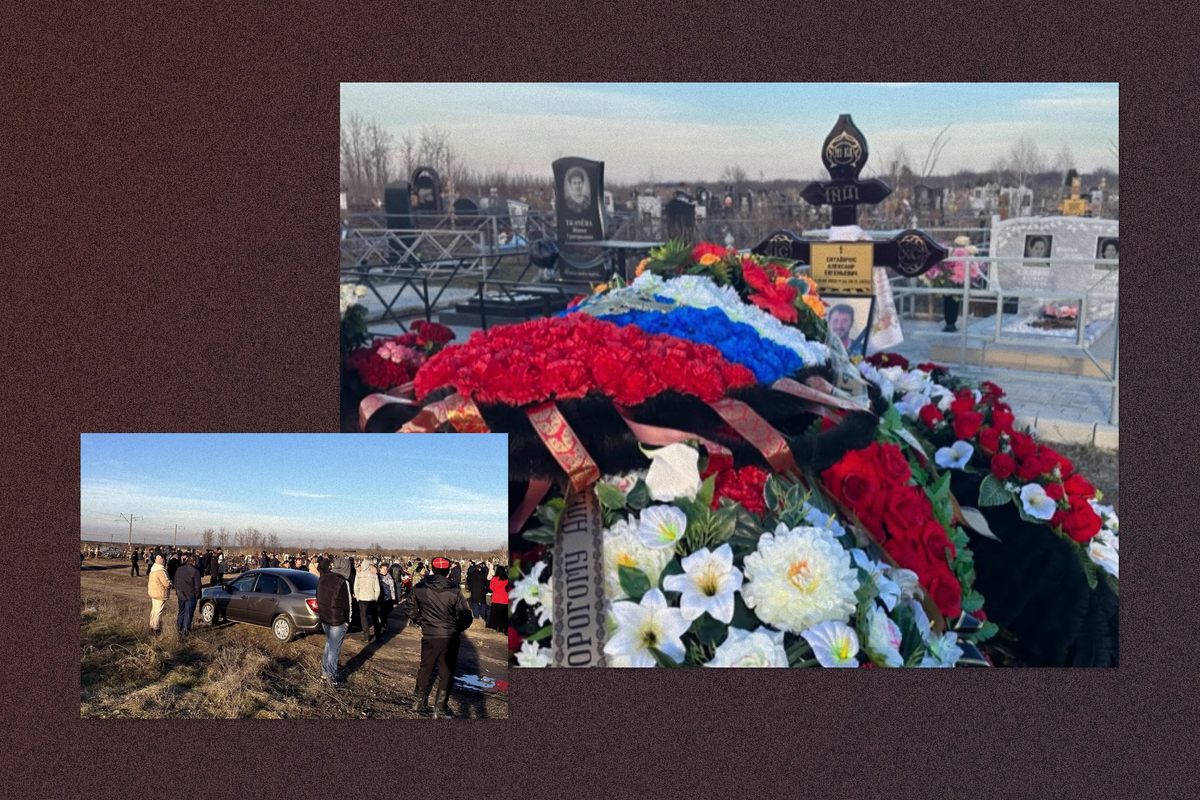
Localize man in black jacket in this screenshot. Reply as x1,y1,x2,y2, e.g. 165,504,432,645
167,552,181,583
317,557,354,688
389,561,405,599
174,555,203,636
467,562,489,621
406,556,472,718
130,548,140,577
448,561,462,588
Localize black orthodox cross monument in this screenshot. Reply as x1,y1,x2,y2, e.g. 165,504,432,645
752,114,946,294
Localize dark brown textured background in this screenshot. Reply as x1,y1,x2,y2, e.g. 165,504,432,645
0,1,1185,795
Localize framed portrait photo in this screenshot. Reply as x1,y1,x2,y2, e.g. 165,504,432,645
823,295,875,358
1023,234,1053,266
1095,237,1118,268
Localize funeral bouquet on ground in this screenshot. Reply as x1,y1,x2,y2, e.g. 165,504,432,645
342,321,457,397
919,241,983,291
358,240,1118,668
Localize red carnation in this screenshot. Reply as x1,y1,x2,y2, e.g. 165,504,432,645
990,453,1016,480
1016,458,1043,482
1044,482,1065,502
980,381,1005,399
1061,495,1103,542
953,410,984,440
916,362,947,373
865,352,910,370
919,404,944,429
978,426,1001,455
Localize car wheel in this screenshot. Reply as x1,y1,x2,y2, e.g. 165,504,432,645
272,614,296,643
200,601,215,625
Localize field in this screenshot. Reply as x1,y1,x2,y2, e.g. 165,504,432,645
80,560,508,719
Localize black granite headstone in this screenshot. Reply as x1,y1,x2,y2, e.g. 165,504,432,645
552,157,606,244
383,180,416,261
453,197,479,216
665,197,696,244
411,166,442,213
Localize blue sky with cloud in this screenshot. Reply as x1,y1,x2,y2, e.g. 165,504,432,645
341,82,1118,182
80,434,508,550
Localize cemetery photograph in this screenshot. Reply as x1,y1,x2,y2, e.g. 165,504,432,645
339,82,1118,669
81,433,509,717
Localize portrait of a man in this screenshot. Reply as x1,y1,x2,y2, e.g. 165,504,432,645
563,167,592,213
824,297,872,357
1023,234,1053,265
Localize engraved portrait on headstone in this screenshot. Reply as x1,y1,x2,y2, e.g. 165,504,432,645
1023,234,1053,266
552,157,606,244
1096,237,1118,265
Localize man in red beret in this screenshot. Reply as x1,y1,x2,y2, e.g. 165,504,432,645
405,556,473,718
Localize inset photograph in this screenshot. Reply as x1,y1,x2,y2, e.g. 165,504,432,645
80,433,508,718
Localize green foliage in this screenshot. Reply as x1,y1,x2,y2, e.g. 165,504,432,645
648,646,682,667
892,602,927,662
977,474,1014,507
536,497,565,529
1074,544,1100,590
1105,572,1118,597
339,305,370,355
689,613,729,650
786,636,816,667
968,620,999,643
730,594,762,631
595,482,626,510
618,565,651,602
525,625,552,643
626,480,651,511
521,526,555,545
960,588,985,614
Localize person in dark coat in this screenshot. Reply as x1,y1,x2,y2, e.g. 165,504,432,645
209,550,222,585
389,561,405,598
130,548,140,577
173,555,203,635
270,554,279,568
317,557,354,687
467,562,489,620
406,556,472,718
259,551,270,569
448,562,462,587
167,553,181,583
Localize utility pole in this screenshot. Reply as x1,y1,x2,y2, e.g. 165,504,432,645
118,512,142,552
163,524,185,549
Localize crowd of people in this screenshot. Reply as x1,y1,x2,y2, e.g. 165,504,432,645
83,544,508,718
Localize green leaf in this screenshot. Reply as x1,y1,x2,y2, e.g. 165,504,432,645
689,613,729,649
977,474,1013,507
595,482,626,510
960,588,985,614
881,404,904,432
708,506,739,546
696,474,716,510
658,558,684,594
930,471,951,505
958,506,1001,542
1105,572,1119,597
618,564,651,602
648,646,681,667
892,603,927,661
525,625,552,643
522,526,556,545
535,497,565,529
786,637,815,667
973,621,999,643
626,480,651,511
730,594,761,631
1075,545,1100,590
763,474,783,513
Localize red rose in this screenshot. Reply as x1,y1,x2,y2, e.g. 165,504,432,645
1044,482,1065,502
980,381,1005,399
883,485,933,539
919,404,944,429
978,426,1001,455
991,408,1015,434
1061,495,1102,542
1063,473,1096,498
950,396,976,417
885,535,931,574
990,453,1016,480
871,442,913,488
953,410,984,440
1016,458,1043,482
866,352,910,370
917,519,956,564
1037,449,1061,477
1009,431,1038,461
924,565,962,618
822,451,881,513
916,362,947,373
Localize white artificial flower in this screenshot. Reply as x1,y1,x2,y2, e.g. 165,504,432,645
1088,536,1119,579
930,384,955,412
603,588,690,668
859,362,894,400
906,598,933,644
800,620,860,667
662,544,743,623
895,390,931,420
918,632,964,667
510,561,552,626
514,639,552,668
741,524,859,633
1089,500,1119,533
801,503,848,539
1019,483,1058,521
889,567,924,603
636,504,688,550
865,604,904,667
705,626,789,667
894,368,931,396
602,516,676,601
935,440,974,470
851,549,901,611
643,442,702,502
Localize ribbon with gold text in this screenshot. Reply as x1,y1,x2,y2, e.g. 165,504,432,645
552,485,607,667
707,398,798,475
614,407,734,473
526,402,600,492
399,393,490,434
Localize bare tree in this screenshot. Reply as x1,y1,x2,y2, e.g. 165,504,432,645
919,124,952,180
201,527,215,550
1007,136,1045,188
267,532,280,551
1052,143,1075,179
233,528,246,549
399,131,417,179
720,165,747,188
217,527,229,550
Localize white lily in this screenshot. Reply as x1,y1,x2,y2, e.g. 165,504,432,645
662,544,743,623
800,620,860,667
514,639,552,668
636,504,688,550
603,589,690,668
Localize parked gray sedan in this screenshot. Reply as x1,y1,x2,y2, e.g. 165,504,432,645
198,568,322,642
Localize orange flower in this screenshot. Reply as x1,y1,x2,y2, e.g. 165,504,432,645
802,293,827,317
697,253,722,266
635,258,650,277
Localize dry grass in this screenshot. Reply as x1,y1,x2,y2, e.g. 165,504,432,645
81,594,353,719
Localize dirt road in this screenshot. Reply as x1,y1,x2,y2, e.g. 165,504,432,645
81,560,508,719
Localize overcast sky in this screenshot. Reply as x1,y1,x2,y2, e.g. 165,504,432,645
340,82,1119,184
80,434,507,550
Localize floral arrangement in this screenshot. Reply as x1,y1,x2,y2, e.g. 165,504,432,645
342,322,457,393
511,442,968,669
920,243,982,290
632,241,829,342
414,314,756,407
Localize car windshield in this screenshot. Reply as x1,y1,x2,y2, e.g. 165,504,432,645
288,572,319,592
